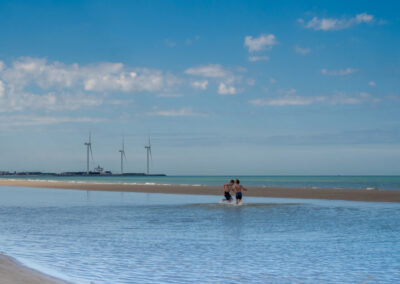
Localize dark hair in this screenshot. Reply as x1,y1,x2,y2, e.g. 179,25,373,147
230,179,235,183
236,179,240,184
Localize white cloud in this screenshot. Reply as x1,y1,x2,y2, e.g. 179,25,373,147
0,57,178,112
355,13,374,23
250,96,322,106
244,34,277,52
0,61,4,72
299,13,375,31
184,64,227,78
2,57,172,93
147,107,205,117
108,99,135,105
249,92,378,107
52,93,103,110
218,83,236,95
0,80,5,98
185,64,244,95
302,17,341,31
368,81,376,87
82,67,165,92
191,80,208,90
185,64,241,95
329,94,361,105
269,78,276,84
248,56,269,62
0,115,106,128
321,68,358,76
295,45,311,55
0,92,103,113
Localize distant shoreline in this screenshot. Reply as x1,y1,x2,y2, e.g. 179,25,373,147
1,179,400,203
0,254,69,284
0,173,166,177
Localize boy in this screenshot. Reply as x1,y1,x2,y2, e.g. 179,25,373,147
222,179,235,203
234,179,247,205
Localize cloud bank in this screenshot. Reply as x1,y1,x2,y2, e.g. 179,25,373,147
321,68,358,76
0,57,178,112
250,92,379,106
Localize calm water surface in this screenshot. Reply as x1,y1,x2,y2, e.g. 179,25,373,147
0,186,399,283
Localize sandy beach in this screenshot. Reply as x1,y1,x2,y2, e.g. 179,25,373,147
1,179,399,202
0,254,69,284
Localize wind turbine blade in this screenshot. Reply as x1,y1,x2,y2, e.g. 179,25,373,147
90,145,94,162
150,148,152,163
89,131,91,143
123,152,127,161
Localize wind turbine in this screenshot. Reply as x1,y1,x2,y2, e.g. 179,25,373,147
84,132,94,174
119,136,127,174
144,137,152,175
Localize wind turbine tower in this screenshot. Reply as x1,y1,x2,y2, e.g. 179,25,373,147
144,137,152,175
119,136,127,174
84,133,93,174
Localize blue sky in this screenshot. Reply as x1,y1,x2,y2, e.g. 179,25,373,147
0,0,399,175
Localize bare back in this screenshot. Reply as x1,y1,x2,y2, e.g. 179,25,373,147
235,184,247,193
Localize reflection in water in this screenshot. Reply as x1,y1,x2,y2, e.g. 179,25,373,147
85,190,91,202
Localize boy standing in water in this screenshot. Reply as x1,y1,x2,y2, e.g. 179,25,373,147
222,179,235,203
234,179,247,205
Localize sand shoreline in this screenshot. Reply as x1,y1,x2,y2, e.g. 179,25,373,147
0,254,69,284
1,179,400,202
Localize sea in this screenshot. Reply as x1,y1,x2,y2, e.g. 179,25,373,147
0,185,399,283
1,175,400,190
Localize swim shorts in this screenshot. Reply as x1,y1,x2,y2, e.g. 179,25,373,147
224,192,232,200
236,192,242,200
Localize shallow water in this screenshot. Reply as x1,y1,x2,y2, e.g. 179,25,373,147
0,186,399,283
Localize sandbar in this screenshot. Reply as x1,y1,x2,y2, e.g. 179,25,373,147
1,179,400,202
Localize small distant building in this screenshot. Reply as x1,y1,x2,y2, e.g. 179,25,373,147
94,165,104,174
93,165,111,175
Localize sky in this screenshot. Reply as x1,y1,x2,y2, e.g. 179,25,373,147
0,0,399,175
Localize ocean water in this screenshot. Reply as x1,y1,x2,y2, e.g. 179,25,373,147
0,186,399,283
1,175,400,190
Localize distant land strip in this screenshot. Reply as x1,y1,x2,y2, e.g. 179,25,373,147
1,179,400,203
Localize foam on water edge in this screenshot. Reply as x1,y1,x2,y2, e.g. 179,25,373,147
4,178,200,188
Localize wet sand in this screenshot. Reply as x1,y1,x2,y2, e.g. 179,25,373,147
0,254,69,284
1,179,399,202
